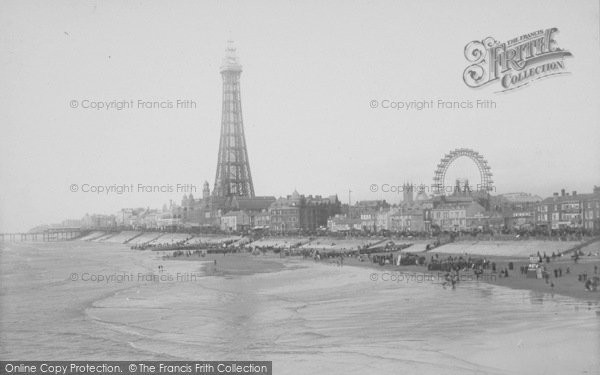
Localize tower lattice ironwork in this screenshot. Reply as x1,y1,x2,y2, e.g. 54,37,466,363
213,41,255,199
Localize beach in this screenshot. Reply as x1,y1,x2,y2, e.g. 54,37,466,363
1,241,599,374
159,246,600,302
341,252,600,302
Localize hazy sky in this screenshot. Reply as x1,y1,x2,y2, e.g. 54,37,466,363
1,0,599,232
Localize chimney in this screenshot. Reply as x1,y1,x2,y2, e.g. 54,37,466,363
553,192,559,197
572,191,577,196
561,189,565,197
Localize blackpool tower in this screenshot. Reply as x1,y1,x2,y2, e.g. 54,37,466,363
213,41,255,199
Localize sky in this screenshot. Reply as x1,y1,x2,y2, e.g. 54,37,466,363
1,0,599,232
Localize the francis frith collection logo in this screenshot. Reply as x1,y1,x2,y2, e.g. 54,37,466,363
463,28,573,92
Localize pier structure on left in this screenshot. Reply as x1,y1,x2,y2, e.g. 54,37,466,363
0,227,82,242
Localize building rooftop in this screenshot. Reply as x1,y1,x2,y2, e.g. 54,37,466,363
499,192,543,203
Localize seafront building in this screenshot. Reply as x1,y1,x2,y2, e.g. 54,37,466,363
536,187,600,232
32,184,600,236
221,210,251,232
187,185,600,234
430,201,486,231
494,192,542,230
64,184,600,236
391,204,429,232
269,191,341,233
327,215,362,232
81,213,117,229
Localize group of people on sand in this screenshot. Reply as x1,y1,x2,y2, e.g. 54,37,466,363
579,271,600,292
441,271,459,289
584,277,600,292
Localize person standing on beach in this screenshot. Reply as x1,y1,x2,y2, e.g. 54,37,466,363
451,273,457,289
442,272,450,288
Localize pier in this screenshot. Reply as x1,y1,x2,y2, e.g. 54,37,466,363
0,227,83,242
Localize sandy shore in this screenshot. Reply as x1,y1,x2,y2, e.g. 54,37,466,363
163,249,600,302
4,241,598,372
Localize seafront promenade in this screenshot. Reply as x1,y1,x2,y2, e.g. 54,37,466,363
5,228,593,253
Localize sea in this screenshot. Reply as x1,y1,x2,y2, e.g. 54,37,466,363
0,241,598,374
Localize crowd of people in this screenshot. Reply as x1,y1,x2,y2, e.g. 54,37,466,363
130,239,191,251
132,232,599,293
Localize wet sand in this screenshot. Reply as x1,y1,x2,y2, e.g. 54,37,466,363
164,250,600,302
157,249,600,374
160,252,286,276
3,242,599,374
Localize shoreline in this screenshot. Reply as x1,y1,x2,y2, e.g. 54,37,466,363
162,249,600,302
160,251,287,277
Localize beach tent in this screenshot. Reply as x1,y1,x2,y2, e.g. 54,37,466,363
535,267,543,279
526,255,541,278
526,264,539,279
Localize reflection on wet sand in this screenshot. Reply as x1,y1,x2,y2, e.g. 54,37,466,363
1,242,599,374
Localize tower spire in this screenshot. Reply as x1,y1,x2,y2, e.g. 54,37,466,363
221,40,242,72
